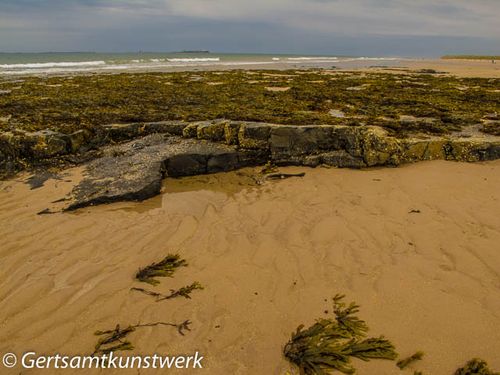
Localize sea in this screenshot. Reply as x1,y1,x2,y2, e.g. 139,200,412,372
0,52,403,76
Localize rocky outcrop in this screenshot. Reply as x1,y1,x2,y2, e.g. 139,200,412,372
65,134,267,210
2,119,500,186
56,120,500,210
172,120,500,167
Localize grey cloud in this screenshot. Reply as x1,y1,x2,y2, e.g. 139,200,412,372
0,0,498,53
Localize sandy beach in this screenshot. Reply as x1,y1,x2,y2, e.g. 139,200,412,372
1,160,500,374
403,59,500,78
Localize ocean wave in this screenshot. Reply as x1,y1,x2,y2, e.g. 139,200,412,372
287,57,338,61
350,57,399,61
166,57,220,62
0,61,107,69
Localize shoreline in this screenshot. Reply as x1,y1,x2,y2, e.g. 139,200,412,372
1,58,500,78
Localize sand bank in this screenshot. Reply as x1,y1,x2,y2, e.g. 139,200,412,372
1,160,500,374
402,59,500,78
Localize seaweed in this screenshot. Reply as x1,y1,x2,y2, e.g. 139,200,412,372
131,281,204,301
135,254,187,285
93,320,191,355
455,359,500,375
397,351,424,369
283,294,397,375
1,71,498,139
261,161,278,174
265,172,306,180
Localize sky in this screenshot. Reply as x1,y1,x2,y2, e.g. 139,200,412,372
0,0,498,56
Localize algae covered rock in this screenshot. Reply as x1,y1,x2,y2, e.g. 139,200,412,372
224,121,241,145
69,129,92,152
321,150,366,168
102,123,142,141
360,126,401,166
196,120,227,142
0,132,23,177
447,139,500,162
270,125,336,157
142,121,188,136
333,126,365,158
400,138,447,162
182,123,199,138
238,122,273,150
27,130,70,158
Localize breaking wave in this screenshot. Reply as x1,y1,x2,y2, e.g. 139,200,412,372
0,61,107,69
166,57,220,62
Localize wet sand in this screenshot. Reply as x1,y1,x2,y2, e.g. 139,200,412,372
1,161,500,374
403,59,500,78
5,58,499,79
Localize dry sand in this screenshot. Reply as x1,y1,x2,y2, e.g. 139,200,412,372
1,160,500,374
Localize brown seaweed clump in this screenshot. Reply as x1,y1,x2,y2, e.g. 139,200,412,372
1,71,498,138
283,294,397,374
397,351,424,369
131,281,204,301
93,321,191,355
455,359,500,375
135,254,187,285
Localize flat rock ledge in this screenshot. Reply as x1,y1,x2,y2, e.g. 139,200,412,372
65,135,266,210
2,119,499,209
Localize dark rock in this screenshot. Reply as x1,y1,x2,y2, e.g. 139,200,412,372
102,123,142,141
0,132,22,178
224,121,242,145
320,151,366,168
143,121,188,135
238,122,274,150
65,135,262,210
207,152,240,173
482,144,500,160
102,121,188,142
182,123,199,138
270,126,336,156
196,120,227,142
24,130,70,158
69,129,92,152
166,154,207,177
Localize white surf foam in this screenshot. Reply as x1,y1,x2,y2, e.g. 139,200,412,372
287,57,338,61
0,61,107,69
166,57,220,62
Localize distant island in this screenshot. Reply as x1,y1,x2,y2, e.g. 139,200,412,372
180,50,210,54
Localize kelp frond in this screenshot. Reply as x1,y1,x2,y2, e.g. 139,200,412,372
332,294,369,337
135,254,187,285
283,295,397,375
93,320,191,355
397,351,424,369
131,281,204,301
455,359,500,375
